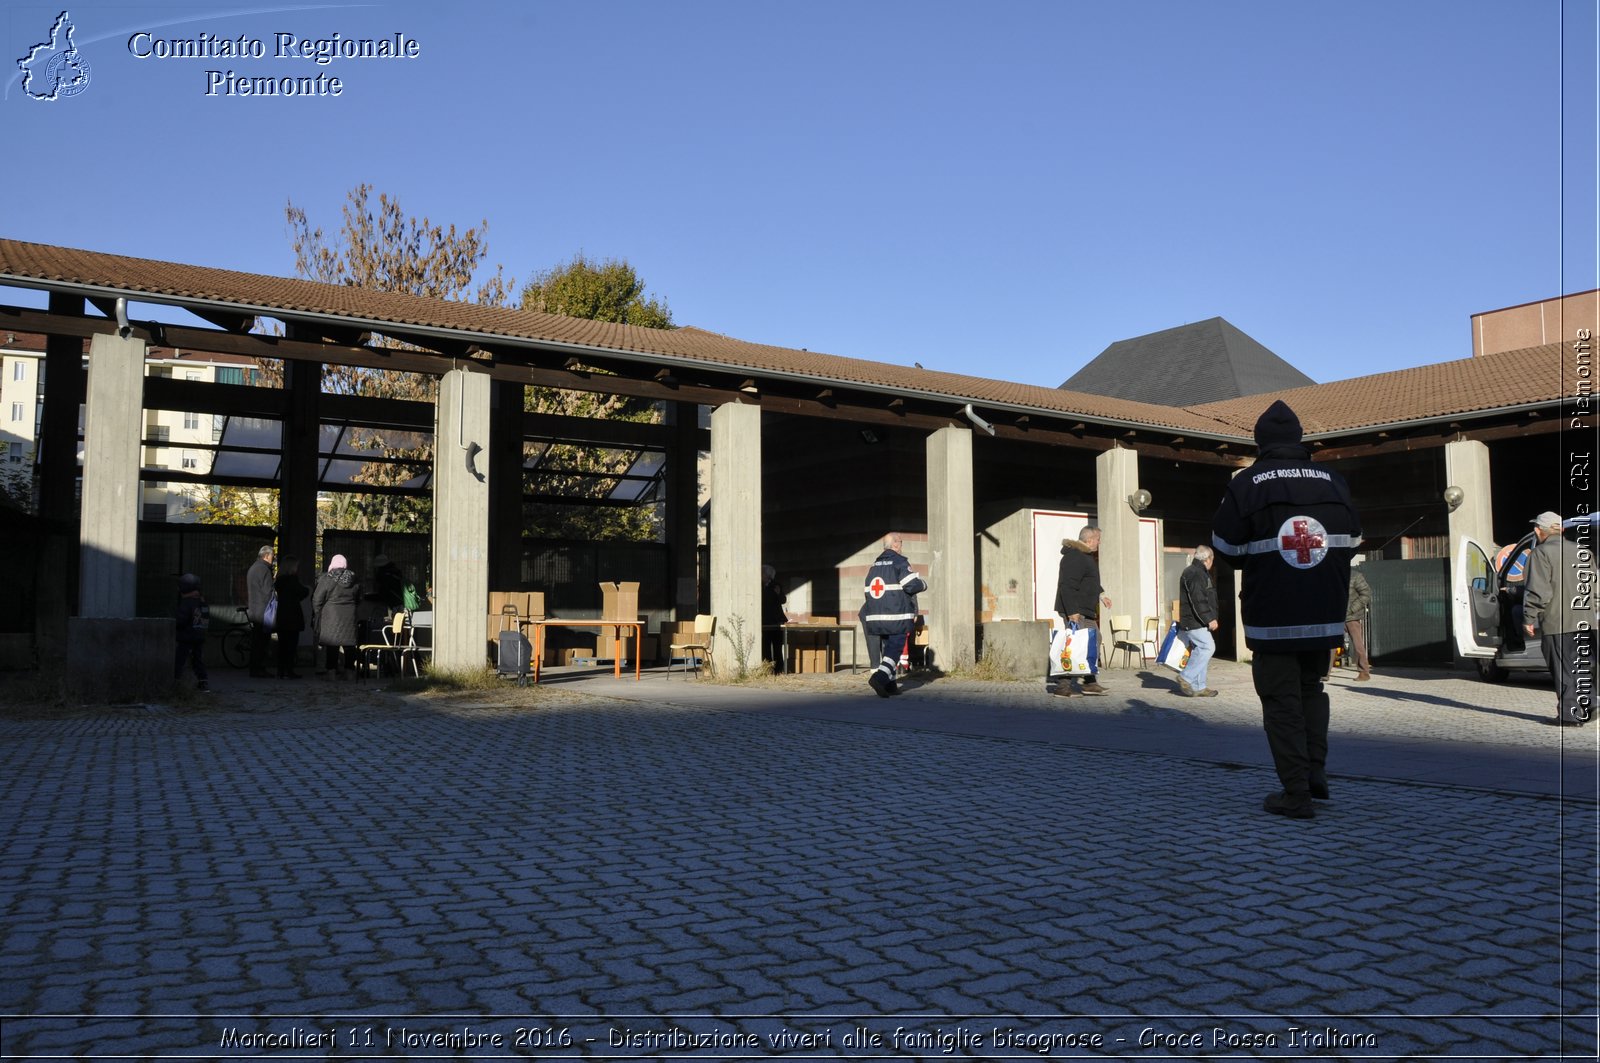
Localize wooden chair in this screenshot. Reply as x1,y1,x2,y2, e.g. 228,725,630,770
357,613,408,678
669,615,716,678
1140,616,1162,669
1108,614,1138,668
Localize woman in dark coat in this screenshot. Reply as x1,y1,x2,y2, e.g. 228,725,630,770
312,554,361,679
272,555,310,679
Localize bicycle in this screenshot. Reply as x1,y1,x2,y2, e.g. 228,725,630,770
217,608,254,669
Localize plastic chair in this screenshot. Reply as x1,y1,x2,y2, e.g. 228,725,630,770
1108,614,1137,668
669,615,716,678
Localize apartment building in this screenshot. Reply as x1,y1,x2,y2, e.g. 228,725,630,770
0,332,258,520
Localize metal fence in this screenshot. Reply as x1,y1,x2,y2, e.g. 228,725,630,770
1362,557,1452,664
136,522,276,620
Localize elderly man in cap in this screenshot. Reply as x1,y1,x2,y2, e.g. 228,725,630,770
1212,400,1363,820
1524,511,1598,726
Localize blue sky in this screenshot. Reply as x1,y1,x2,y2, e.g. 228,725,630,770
3,1,1595,389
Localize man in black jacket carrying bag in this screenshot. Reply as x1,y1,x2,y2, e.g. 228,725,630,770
1212,401,1362,820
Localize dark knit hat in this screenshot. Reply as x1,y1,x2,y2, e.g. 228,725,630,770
1254,400,1303,446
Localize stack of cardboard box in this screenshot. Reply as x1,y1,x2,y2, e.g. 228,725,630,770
788,617,838,674
487,591,547,663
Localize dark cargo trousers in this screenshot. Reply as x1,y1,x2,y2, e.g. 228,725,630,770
1252,650,1331,797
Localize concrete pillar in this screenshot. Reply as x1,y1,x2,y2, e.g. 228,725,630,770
1094,445,1141,636
432,367,491,672
926,425,976,668
79,333,144,618
710,401,761,671
1444,439,1494,556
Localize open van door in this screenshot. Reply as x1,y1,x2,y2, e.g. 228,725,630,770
1452,535,1500,659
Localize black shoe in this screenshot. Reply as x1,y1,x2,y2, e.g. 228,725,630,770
869,671,893,698
1263,790,1315,819
1309,779,1330,800
885,680,901,696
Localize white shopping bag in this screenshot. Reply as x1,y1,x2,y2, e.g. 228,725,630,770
1048,621,1097,677
1158,622,1190,672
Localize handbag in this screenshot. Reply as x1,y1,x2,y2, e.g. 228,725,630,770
1048,621,1097,677
1158,621,1190,672
262,591,279,632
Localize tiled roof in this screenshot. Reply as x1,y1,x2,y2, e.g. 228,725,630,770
0,238,1573,443
1063,317,1315,405
1188,344,1565,437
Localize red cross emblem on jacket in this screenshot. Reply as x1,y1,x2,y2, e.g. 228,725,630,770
868,576,888,598
1277,516,1327,569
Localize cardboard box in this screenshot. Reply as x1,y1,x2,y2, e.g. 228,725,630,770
486,591,547,655
789,629,837,674
794,646,834,674
599,581,640,622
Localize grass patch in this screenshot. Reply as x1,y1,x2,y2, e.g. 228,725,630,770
943,648,1028,683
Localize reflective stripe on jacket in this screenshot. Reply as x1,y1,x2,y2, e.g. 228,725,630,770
861,550,927,634
1212,443,1362,652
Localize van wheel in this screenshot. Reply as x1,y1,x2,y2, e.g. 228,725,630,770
1476,659,1509,683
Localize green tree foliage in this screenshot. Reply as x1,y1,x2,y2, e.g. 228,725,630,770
188,484,279,528
519,256,674,540
0,447,35,511
522,253,672,329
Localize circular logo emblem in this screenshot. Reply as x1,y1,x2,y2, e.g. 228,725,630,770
1276,516,1328,569
45,50,91,98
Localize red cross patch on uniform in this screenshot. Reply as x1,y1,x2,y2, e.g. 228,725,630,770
1276,516,1328,569
868,576,888,598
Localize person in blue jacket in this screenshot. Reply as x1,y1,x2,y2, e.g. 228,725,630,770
861,533,927,698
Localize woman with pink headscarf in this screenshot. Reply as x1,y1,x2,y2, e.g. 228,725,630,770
311,554,362,679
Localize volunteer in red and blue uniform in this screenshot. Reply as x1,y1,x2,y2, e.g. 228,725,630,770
861,533,928,698
1212,400,1363,821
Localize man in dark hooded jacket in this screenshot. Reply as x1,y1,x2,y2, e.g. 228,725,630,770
1213,400,1362,820
861,533,927,698
1053,526,1111,696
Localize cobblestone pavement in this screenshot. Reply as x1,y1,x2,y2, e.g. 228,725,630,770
0,661,1595,1060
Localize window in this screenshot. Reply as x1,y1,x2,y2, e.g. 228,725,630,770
9,402,21,422
181,451,199,470
185,371,200,381
216,367,244,386
183,411,200,430
11,361,24,381
142,503,167,522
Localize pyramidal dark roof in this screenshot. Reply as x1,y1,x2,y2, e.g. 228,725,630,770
1060,317,1315,405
